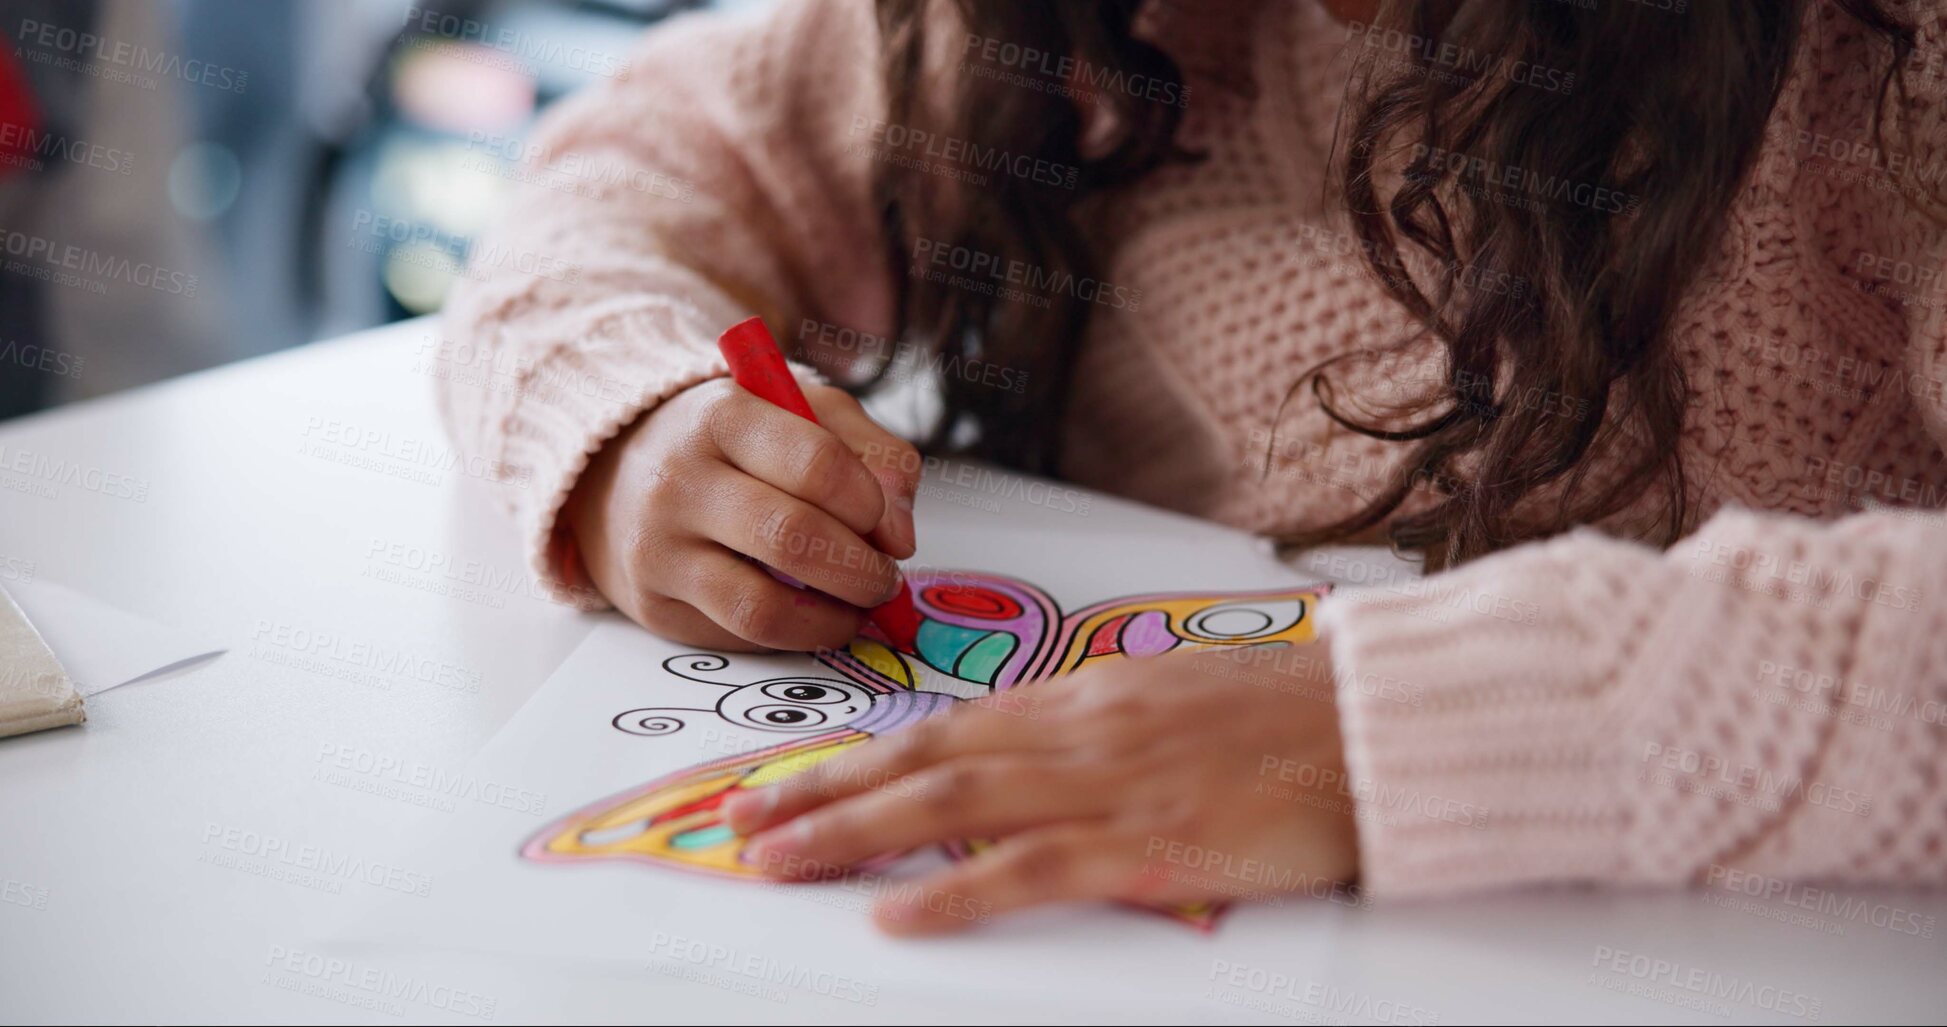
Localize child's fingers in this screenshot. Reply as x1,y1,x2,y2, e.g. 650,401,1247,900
666,546,863,651
629,591,768,652
740,755,1107,878
870,824,1129,936
693,470,901,608
725,700,1052,834
812,391,921,559
706,388,887,538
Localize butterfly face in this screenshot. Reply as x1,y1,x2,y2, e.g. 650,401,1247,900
717,677,875,733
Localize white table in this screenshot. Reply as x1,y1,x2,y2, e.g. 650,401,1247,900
2,319,1941,1024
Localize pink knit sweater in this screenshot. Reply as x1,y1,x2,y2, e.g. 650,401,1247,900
439,0,1947,896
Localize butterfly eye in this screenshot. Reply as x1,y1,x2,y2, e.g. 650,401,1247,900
744,704,828,730
761,681,849,704
1185,599,1308,641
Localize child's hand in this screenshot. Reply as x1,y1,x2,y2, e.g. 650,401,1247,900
566,379,920,651
722,644,1360,933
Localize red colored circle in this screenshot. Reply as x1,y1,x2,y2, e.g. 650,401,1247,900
922,584,1022,620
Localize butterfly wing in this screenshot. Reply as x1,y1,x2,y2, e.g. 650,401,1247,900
1033,585,1328,680
822,571,1059,698
523,730,866,877
532,574,1327,932
524,691,958,876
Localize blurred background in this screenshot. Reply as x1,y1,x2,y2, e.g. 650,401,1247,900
0,0,756,420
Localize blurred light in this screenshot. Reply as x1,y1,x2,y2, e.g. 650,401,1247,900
167,142,243,221
391,42,536,136
383,242,465,314
372,136,507,237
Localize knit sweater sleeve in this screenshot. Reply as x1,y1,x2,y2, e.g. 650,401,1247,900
435,0,891,604
1322,508,1947,897
1321,0,1947,901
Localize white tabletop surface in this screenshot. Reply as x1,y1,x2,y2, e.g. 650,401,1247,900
1,319,1942,1024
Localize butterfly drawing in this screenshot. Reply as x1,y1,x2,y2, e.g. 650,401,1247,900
522,569,1328,928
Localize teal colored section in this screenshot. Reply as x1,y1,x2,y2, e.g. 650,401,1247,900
671,824,735,850
956,631,1017,684
916,620,989,674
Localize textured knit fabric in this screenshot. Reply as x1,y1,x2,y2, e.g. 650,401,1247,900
439,0,1947,895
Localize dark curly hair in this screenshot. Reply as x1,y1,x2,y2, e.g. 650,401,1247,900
868,0,1921,564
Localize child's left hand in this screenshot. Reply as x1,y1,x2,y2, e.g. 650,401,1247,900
722,643,1360,934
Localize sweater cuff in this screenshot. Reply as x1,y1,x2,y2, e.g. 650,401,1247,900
1318,531,1676,899
494,304,823,609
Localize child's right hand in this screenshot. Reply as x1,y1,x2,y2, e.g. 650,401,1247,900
565,379,921,652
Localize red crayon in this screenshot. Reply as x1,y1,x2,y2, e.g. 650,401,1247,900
716,317,921,653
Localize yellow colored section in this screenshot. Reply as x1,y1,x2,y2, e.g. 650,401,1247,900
540,734,868,876
745,736,866,787
1058,590,1324,674
849,639,914,689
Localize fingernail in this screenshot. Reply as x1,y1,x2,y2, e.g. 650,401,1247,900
724,787,778,835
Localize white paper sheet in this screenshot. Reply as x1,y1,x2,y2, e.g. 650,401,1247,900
8,579,226,697
328,468,1394,1022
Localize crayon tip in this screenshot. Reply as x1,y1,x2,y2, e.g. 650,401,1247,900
868,579,922,653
